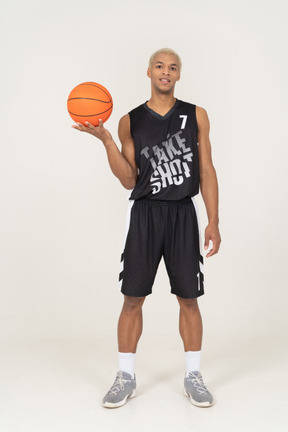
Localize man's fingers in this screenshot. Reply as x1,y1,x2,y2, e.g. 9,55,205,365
204,233,210,250
72,122,96,133
206,237,221,258
205,239,212,257
71,122,84,130
73,120,104,129
85,120,104,129
85,121,94,128
206,243,215,258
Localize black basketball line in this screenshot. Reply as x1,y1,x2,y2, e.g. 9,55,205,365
68,97,112,104
68,105,113,117
77,82,112,102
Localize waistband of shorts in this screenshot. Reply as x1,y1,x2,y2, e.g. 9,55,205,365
135,196,192,205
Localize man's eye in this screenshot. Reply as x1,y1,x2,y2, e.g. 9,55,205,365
171,67,176,71
156,65,162,68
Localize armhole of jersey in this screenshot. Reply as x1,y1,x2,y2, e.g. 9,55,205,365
128,111,134,139
194,104,198,139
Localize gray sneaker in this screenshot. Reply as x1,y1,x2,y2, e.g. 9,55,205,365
102,371,137,408
184,371,213,407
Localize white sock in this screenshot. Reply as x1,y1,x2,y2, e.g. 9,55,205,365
185,350,201,377
118,352,136,377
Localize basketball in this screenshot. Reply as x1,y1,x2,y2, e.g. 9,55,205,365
67,82,113,126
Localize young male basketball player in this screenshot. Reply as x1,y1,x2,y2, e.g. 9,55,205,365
72,48,221,408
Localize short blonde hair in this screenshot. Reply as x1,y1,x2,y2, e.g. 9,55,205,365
148,48,182,72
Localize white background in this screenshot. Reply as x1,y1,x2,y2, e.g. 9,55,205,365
0,0,287,431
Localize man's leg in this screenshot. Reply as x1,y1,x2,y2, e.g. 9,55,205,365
176,296,202,351
102,295,145,408
118,295,146,353
177,295,213,407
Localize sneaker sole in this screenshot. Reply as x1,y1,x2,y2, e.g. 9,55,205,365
184,387,213,407
102,389,137,408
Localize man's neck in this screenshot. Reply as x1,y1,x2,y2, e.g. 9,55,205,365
146,93,177,116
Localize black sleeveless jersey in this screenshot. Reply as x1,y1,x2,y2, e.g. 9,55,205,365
128,99,200,200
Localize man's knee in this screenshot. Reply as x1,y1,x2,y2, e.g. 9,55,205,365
123,295,146,313
176,296,199,311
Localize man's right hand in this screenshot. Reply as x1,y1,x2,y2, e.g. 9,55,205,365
72,119,113,145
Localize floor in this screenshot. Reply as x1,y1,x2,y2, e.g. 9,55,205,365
1,336,287,432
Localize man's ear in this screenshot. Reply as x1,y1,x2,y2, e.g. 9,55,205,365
147,68,151,78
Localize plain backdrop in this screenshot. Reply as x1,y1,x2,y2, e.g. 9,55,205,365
0,0,287,431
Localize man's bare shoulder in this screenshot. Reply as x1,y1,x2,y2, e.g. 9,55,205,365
119,113,130,126
118,114,132,138
196,105,210,130
196,105,208,121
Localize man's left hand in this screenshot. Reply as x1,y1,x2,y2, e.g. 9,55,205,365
204,223,221,258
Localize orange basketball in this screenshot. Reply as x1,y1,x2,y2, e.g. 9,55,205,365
67,82,113,126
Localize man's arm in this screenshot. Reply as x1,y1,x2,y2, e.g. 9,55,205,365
72,116,138,190
118,114,138,189
196,106,221,258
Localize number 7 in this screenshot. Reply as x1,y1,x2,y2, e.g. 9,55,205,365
179,115,187,129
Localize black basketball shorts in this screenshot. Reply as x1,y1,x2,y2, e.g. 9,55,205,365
118,196,204,299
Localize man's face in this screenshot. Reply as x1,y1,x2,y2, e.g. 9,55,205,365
147,53,181,94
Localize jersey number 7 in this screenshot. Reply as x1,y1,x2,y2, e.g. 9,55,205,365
179,115,187,129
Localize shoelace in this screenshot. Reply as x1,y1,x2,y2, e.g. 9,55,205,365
187,373,209,395
108,374,131,396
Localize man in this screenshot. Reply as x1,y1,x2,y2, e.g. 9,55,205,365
72,48,221,408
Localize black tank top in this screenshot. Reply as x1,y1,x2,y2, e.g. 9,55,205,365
128,99,200,200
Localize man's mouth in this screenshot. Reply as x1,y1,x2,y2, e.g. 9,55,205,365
160,78,170,83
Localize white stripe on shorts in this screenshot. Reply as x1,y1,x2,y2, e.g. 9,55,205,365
191,195,204,275
118,199,135,292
